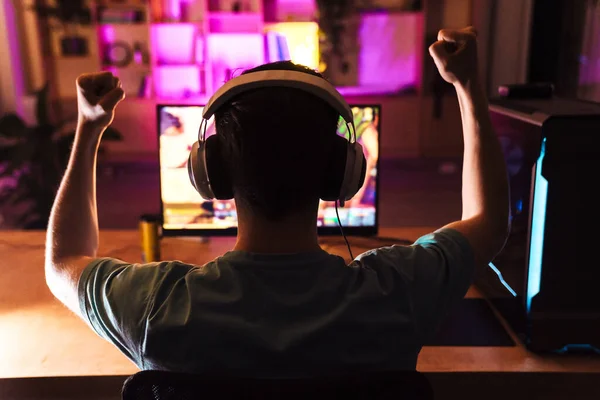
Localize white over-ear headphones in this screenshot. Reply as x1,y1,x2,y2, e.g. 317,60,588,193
187,69,366,206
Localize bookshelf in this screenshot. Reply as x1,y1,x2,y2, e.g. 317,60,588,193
43,0,270,101
15,0,479,159
93,0,272,101
41,0,424,103
95,1,206,100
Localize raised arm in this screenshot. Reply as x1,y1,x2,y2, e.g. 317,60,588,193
429,27,510,266
45,72,125,315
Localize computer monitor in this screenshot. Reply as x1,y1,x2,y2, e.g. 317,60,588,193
157,104,380,237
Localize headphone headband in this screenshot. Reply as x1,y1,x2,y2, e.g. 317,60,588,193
202,70,354,124
188,67,366,205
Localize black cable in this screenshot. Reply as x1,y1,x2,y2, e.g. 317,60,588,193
335,200,354,260
321,236,413,247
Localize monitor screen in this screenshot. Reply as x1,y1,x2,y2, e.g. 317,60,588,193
158,104,380,236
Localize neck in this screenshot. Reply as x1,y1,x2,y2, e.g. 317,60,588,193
234,205,321,254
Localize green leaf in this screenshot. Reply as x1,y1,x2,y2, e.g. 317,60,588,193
0,164,14,178
0,165,22,178
0,183,21,200
54,0,92,24
35,82,51,126
0,144,31,172
0,114,27,139
0,191,14,205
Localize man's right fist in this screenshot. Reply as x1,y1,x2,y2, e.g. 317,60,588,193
76,71,125,135
429,26,478,86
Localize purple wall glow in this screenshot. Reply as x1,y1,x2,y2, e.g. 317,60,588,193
207,33,265,89
208,13,263,33
100,25,116,43
164,0,182,21
358,13,419,91
151,24,197,65
275,0,316,21
142,6,420,98
155,65,202,98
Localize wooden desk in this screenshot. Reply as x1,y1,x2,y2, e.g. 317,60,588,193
1,228,599,379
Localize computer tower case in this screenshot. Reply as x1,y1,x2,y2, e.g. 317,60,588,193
477,97,600,352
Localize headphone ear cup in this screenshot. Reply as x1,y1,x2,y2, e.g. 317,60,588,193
188,140,214,199
320,135,348,201
350,145,367,199
204,135,234,200
333,140,368,203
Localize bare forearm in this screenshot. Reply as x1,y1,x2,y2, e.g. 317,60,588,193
456,80,509,230
46,126,101,264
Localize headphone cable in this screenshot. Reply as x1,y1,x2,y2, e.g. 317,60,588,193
335,201,354,260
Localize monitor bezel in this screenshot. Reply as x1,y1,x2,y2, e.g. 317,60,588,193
157,103,381,238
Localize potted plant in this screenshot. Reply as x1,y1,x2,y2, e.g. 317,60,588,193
316,0,355,76
33,0,92,56
0,83,122,229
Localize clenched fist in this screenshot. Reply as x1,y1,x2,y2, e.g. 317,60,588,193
429,27,478,87
76,71,125,135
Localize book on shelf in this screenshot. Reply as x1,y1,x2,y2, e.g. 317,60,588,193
96,7,147,23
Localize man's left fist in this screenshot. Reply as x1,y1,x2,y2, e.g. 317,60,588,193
76,71,125,133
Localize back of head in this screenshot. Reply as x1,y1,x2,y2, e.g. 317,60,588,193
214,61,339,221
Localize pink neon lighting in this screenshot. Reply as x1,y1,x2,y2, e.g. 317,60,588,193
146,8,420,97
275,0,316,21
357,13,419,91
207,34,265,90
99,25,117,43
207,33,265,66
151,24,197,65
165,0,182,21
208,13,263,33
154,65,202,98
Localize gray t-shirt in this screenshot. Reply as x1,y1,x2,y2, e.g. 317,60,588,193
78,228,474,376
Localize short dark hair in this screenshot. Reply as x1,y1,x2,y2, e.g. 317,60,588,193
214,61,339,221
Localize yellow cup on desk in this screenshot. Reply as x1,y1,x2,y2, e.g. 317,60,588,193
139,214,161,262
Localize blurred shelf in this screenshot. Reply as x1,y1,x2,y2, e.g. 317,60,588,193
95,2,147,9
208,12,262,18
207,11,263,32
356,8,423,13
151,22,204,26
98,22,148,26
102,64,151,70
154,63,206,68
53,55,98,61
